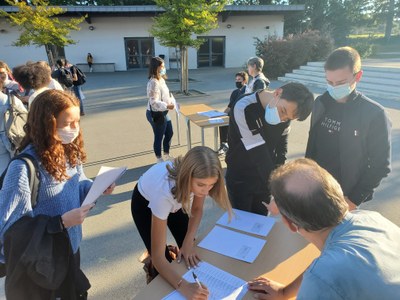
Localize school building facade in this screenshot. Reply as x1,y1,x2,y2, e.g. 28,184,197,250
0,5,303,71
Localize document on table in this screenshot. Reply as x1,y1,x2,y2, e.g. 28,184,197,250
208,117,225,124
217,209,276,237
162,261,248,300
197,110,227,118
81,166,127,206
198,226,266,263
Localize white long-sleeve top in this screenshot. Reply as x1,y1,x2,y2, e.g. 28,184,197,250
146,77,174,112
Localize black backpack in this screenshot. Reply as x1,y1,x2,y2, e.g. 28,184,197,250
0,153,40,278
54,68,74,88
72,65,86,86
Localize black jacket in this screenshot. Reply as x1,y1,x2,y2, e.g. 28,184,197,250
226,92,290,193
3,215,90,300
306,91,391,205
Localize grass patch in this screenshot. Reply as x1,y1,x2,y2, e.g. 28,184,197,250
345,35,400,58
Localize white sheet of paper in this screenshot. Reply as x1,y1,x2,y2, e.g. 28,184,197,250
81,166,127,206
162,261,248,300
217,209,275,237
198,226,266,263
208,117,224,124
197,110,227,118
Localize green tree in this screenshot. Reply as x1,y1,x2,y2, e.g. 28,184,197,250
369,0,399,40
150,0,227,94
47,0,155,4
283,0,370,43
0,0,84,65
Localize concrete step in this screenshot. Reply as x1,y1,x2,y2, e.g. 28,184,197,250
306,61,400,75
299,65,400,80
291,69,400,86
283,73,397,93
278,76,398,101
279,60,400,101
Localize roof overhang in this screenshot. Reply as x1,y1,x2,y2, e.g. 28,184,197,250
0,4,304,20
0,4,303,25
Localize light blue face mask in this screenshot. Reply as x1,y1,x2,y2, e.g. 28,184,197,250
265,97,282,125
327,83,352,101
160,67,166,76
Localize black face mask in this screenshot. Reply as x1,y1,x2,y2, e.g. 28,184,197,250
235,82,244,89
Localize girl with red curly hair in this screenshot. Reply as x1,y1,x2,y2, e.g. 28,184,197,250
0,90,114,298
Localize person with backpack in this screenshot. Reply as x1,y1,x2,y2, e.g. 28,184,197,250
0,67,29,170
51,58,74,90
66,60,87,116
0,79,12,173
0,90,115,298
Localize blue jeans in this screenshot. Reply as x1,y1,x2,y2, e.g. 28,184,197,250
73,85,85,115
146,110,173,157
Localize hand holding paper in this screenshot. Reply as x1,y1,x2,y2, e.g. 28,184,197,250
81,166,127,206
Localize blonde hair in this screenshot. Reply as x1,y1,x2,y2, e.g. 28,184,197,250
167,146,232,217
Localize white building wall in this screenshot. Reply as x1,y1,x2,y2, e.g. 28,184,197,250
0,14,284,70
0,20,48,68
210,15,284,68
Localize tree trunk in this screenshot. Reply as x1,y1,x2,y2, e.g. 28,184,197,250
180,46,189,95
45,44,55,67
384,0,395,42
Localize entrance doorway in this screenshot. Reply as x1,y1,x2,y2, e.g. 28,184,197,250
124,38,154,69
197,36,225,67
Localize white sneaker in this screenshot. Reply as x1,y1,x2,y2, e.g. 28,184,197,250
156,157,164,163
164,154,174,161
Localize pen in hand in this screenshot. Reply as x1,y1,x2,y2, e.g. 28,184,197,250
192,271,202,288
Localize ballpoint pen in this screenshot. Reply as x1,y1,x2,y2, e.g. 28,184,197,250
192,271,202,288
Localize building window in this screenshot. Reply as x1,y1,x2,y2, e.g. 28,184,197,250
124,38,154,69
197,36,225,68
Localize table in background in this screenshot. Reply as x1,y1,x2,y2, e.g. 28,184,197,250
134,219,320,299
179,104,229,151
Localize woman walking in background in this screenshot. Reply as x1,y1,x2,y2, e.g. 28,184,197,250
146,56,175,163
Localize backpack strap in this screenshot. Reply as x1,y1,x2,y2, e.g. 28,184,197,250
0,153,40,208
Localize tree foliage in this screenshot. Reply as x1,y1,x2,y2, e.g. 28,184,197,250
150,0,226,49
150,0,227,93
46,0,155,5
0,0,84,48
282,0,399,43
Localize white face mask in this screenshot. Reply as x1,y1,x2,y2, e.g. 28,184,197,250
327,83,352,101
265,97,282,125
57,127,80,144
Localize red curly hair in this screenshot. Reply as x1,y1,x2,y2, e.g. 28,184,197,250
19,90,86,182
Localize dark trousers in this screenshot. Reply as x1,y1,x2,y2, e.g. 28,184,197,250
146,110,173,157
219,125,228,144
131,185,188,262
225,172,269,216
72,85,85,114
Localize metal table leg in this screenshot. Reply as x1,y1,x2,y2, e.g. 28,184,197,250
186,117,192,151
214,127,219,151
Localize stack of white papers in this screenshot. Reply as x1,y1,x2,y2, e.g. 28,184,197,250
217,209,276,237
208,118,225,124
198,110,227,118
81,166,127,206
198,226,266,263
162,261,247,300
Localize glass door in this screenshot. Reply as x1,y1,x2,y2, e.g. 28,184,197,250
197,36,225,67
125,38,154,69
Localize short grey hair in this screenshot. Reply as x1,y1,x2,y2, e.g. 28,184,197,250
247,56,264,71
